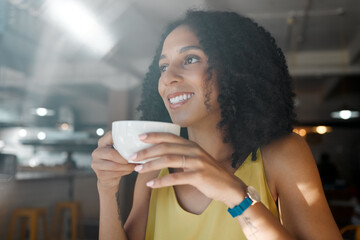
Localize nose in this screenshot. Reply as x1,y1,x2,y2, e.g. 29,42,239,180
160,65,183,86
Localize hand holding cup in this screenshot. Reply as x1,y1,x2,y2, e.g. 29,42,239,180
91,131,136,190
112,121,181,164
91,121,180,190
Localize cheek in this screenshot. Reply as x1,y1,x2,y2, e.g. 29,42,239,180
157,80,166,102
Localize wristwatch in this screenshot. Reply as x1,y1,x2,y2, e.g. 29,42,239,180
227,186,261,218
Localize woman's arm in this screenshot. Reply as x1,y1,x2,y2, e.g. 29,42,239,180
92,131,134,240
232,201,295,239
97,183,128,240
261,133,342,239
92,131,159,240
95,158,158,240
223,133,342,240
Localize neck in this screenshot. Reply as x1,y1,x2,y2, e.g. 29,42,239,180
187,120,234,169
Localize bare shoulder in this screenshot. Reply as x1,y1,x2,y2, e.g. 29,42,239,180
262,133,315,182
262,132,311,161
124,169,161,239
262,133,342,239
261,133,314,199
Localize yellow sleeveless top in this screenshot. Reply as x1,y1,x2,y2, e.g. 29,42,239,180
145,149,279,240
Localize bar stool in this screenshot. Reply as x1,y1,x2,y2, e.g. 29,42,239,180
50,201,80,240
7,207,48,240
341,225,360,240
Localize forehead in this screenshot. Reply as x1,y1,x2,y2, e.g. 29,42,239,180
161,25,200,53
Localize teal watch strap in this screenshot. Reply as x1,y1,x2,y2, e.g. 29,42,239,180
227,197,253,217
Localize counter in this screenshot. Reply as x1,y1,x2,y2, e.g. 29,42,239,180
15,167,95,181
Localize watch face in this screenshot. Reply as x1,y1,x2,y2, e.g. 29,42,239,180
247,186,261,202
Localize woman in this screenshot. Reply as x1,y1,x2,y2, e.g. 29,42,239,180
91,10,342,240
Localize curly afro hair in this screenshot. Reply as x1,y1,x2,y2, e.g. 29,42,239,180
137,10,296,168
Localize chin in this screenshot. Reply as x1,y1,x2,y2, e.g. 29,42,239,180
169,114,193,128
170,118,189,128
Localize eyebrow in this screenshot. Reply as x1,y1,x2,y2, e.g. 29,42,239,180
159,45,202,61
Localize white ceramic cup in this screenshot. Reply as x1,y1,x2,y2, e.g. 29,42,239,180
112,120,181,163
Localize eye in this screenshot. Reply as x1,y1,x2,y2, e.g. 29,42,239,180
159,64,168,73
184,55,200,65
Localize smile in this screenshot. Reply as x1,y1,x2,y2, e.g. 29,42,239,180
168,93,194,104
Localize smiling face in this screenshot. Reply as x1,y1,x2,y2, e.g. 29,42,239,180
157,25,220,127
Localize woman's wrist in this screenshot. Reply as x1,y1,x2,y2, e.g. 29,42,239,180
97,179,121,194
223,180,248,208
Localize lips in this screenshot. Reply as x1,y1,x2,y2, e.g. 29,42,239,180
167,92,194,108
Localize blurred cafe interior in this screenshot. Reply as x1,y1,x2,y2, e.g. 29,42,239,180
0,0,360,239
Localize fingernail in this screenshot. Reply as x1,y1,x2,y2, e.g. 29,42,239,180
139,134,147,140
130,153,137,161
134,165,143,172
146,180,154,187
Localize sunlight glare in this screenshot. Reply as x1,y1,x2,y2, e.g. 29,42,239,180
46,0,114,55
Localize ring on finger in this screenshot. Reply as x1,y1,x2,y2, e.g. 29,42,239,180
182,155,186,168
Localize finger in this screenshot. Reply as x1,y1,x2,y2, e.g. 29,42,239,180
96,169,132,180
135,155,201,173
92,146,128,164
146,171,196,188
92,159,136,172
133,143,200,162
139,132,189,145
97,131,113,147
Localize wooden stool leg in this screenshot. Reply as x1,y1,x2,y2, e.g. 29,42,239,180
51,202,81,240
51,207,59,240
71,205,78,240
78,205,84,239
57,210,64,240
29,214,38,240
19,217,28,240
7,212,18,240
41,211,48,240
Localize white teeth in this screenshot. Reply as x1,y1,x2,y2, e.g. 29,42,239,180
169,93,194,104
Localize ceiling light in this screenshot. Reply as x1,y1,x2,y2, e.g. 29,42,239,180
298,129,307,137
96,128,105,136
18,128,28,137
315,126,328,135
294,126,332,136
31,107,55,117
37,132,46,140
293,128,307,137
60,123,70,131
36,108,48,116
45,0,114,55
331,109,359,120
